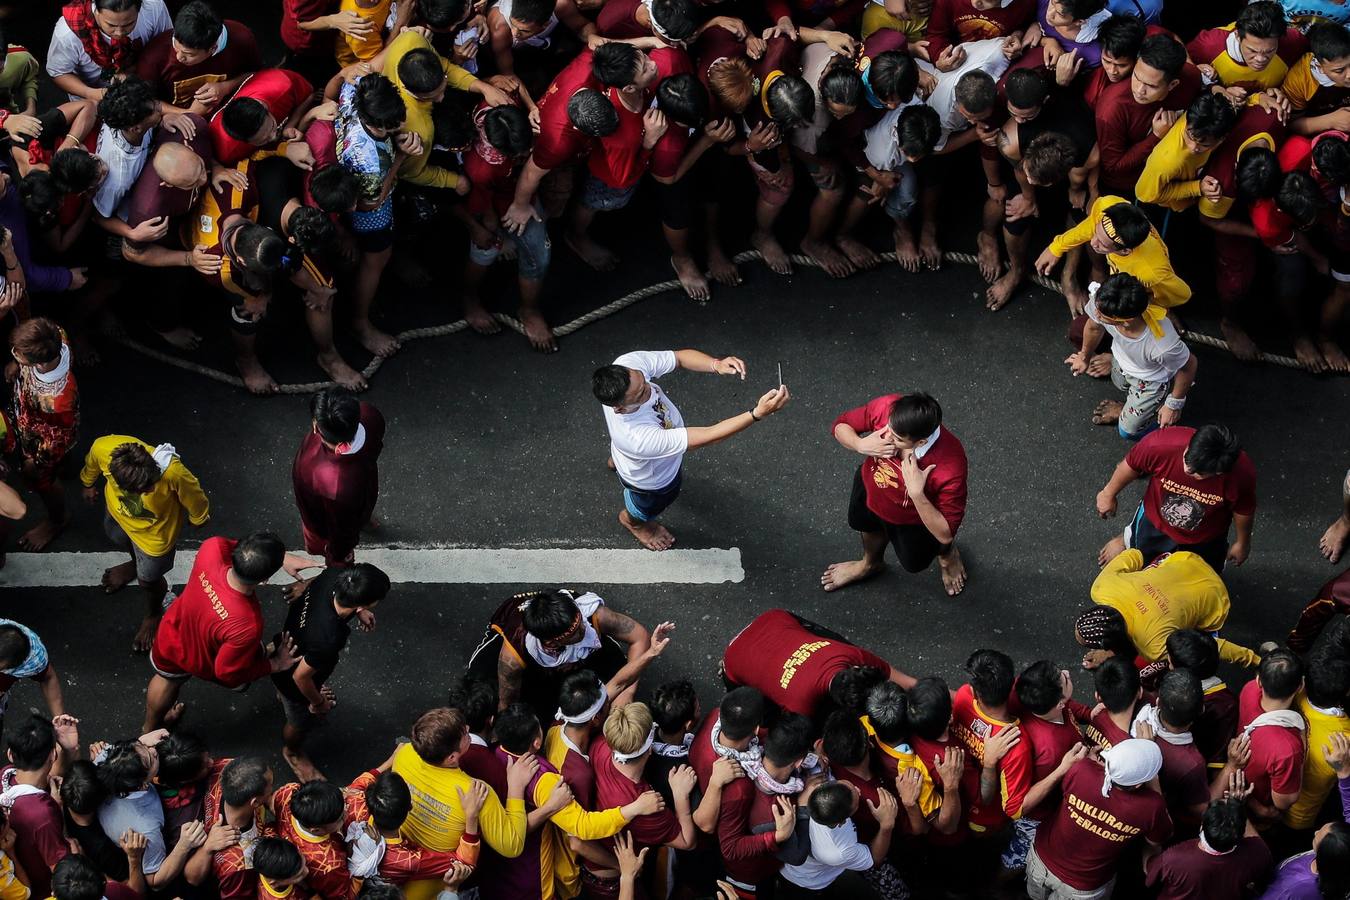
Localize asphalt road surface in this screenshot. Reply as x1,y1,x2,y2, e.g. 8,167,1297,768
2,251,1348,787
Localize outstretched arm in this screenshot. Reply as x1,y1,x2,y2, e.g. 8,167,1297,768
686,387,791,450
673,349,746,377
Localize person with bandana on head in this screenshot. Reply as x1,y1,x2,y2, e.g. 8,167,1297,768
468,588,653,717
1027,738,1172,900
291,388,385,570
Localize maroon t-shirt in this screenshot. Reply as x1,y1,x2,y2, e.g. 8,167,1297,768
1125,426,1257,546
124,116,214,229
1238,680,1305,807
1068,699,1135,751
1145,836,1273,900
831,763,883,843
717,780,782,887
924,0,1036,58
460,740,509,800
722,609,890,718
136,21,263,109
1094,66,1202,195
1018,713,1084,822
591,737,681,848
1193,683,1238,768
3,778,69,900
596,0,647,39
1155,737,1210,830
1033,758,1172,891
910,732,976,846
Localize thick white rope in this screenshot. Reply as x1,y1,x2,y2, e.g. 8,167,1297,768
109,249,1319,394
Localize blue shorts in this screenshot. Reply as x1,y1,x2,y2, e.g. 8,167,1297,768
467,215,551,280
1124,501,1228,572
582,175,637,211
619,469,682,522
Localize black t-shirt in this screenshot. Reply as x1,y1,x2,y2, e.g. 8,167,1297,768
271,569,352,704
64,811,130,881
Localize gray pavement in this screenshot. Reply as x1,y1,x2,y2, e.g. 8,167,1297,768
2,257,1348,786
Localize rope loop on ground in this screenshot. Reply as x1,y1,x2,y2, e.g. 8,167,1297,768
111,249,1318,394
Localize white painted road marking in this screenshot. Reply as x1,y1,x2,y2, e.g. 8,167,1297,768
0,547,745,588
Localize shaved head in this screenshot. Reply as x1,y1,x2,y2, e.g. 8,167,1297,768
153,141,207,191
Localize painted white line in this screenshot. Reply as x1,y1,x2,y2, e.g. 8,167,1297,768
0,547,745,588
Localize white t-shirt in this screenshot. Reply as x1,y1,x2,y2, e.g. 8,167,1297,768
602,350,687,491
1086,297,1191,383
925,37,1011,151
93,122,153,219
47,0,173,96
781,816,874,890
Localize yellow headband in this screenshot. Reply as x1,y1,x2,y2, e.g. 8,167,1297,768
761,69,786,118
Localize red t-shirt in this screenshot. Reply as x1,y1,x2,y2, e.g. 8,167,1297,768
1144,836,1273,900
281,0,333,54
832,394,967,533
209,68,315,165
302,118,339,213
588,87,649,189
910,732,976,846
722,609,890,718
1238,680,1305,806
136,21,263,108
1018,713,1084,822
534,51,598,171
924,0,1037,59
1198,105,1284,214
1033,758,1172,891
1125,426,1256,546
465,146,518,217
591,737,682,848
150,536,271,687
950,684,1033,829
597,0,647,39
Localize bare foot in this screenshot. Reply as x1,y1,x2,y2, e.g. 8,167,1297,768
893,223,920,273
565,232,619,271
1318,339,1350,373
619,510,675,551
800,237,854,278
1097,534,1126,566
101,560,138,594
1293,336,1328,374
18,518,69,551
1092,399,1123,426
355,324,401,359
1086,352,1113,379
1321,516,1350,563
362,515,381,533
157,327,202,351
235,356,279,395
163,702,186,728
837,236,880,271
520,308,557,353
133,615,161,654
464,299,501,335
1220,318,1262,363
671,255,710,301
707,245,742,286
1061,277,1087,317
918,226,942,270
751,230,792,275
605,457,616,471
283,747,327,783
975,232,1001,283
985,269,1023,311
821,559,885,592
317,353,367,391
938,547,967,596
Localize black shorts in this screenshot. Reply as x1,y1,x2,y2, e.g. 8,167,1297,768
847,466,947,573
1125,501,1228,573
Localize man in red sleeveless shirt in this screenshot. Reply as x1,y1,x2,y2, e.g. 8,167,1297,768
822,391,970,596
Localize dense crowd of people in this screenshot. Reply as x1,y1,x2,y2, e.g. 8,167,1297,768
1,0,1350,897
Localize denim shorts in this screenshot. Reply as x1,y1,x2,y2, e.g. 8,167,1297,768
467,216,551,280
619,468,682,522
104,512,176,583
581,174,637,211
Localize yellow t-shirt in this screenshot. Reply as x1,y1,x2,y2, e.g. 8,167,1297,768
1134,116,1216,212
1090,550,1258,666
1048,195,1192,309
79,435,210,557
0,852,28,900
860,715,942,818
383,30,477,189
391,742,527,855
1285,695,1349,830
335,0,392,66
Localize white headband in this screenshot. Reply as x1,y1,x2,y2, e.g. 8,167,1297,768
612,725,657,764
556,683,608,725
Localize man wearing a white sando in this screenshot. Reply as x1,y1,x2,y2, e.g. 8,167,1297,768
592,350,790,550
